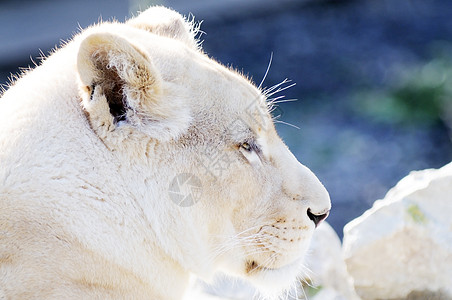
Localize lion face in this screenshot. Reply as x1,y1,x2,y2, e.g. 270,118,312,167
77,7,330,296
181,71,331,294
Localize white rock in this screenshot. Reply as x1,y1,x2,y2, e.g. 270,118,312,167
343,162,452,299
310,287,354,300
305,222,361,300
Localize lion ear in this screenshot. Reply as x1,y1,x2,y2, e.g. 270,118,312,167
127,6,199,50
77,32,190,140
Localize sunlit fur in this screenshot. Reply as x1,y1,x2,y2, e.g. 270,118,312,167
0,6,330,300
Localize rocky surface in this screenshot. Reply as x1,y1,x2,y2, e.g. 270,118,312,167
343,163,452,300
306,222,360,300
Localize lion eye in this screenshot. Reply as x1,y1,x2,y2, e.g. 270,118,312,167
240,142,252,152
238,140,263,166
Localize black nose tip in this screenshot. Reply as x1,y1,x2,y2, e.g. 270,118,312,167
307,209,329,228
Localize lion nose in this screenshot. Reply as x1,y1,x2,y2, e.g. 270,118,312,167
307,208,329,228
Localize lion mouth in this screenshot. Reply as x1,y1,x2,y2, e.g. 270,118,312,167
245,260,260,273
244,254,305,275
245,260,279,274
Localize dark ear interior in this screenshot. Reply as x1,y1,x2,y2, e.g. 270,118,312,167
91,53,128,123
78,32,191,141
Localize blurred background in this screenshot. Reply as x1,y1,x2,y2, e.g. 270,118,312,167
1,0,451,238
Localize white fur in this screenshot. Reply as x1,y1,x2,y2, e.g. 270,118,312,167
0,7,330,299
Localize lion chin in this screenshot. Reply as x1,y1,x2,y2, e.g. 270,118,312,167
0,6,330,300
245,258,305,296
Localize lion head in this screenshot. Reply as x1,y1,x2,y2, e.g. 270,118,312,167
77,6,331,297
0,6,330,299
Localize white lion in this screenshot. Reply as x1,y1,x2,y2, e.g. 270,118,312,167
0,7,330,299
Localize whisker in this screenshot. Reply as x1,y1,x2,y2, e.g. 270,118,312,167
271,98,298,105
299,282,307,300
209,232,267,260
264,82,296,98
249,252,278,275
267,95,287,104
211,224,262,239
212,239,269,259
292,281,300,300
273,120,300,130
283,288,290,300
299,264,314,284
258,52,273,90
242,248,273,257
269,106,281,115
262,79,291,96
209,231,261,256
253,288,263,300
